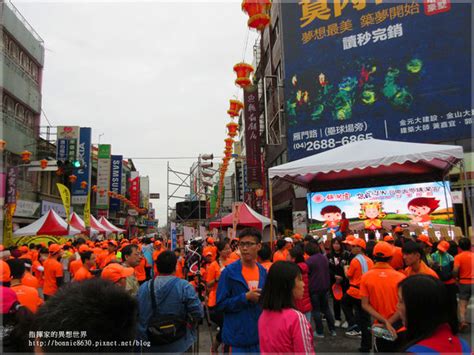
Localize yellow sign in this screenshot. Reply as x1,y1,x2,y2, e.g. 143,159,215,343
84,192,91,228
56,183,71,223
3,204,14,247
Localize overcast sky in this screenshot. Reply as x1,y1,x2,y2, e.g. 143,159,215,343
14,0,258,225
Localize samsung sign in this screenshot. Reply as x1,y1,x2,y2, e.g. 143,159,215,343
109,155,123,211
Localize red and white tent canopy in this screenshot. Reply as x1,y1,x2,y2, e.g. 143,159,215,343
90,215,109,234
209,203,277,230
99,216,126,233
69,212,104,235
14,209,81,237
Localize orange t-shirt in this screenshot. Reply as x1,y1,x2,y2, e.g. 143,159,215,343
228,251,240,263
134,258,146,282
30,250,39,262
273,249,288,262
43,257,64,296
11,284,43,313
206,261,222,307
32,260,44,287
69,258,83,277
454,251,474,284
73,266,93,282
242,264,260,291
404,261,439,279
203,246,218,262
100,252,117,269
22,271,39,289
360,264,406,322
175,258,185,279
260,261,272,272
389,247,404,271
346,255,374,299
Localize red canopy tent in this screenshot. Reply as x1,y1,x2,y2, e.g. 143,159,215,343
209,203,276,230
90,215,108,234
69,212,105,235
13,209,81,236
99,216,126,233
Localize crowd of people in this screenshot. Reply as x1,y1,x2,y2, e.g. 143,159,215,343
0,227,472,354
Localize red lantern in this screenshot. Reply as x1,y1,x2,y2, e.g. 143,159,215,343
107,191,114,197
255,188,264,197
227,100,244,118
0,140,6,151
233,63,254,88
227,122,239,138
242,0,271,31
40,159,48,169
224,150,232,158
92,185,97,192
80,181,88,189
224,138,234,150
56,168,64,176
20,150,32,163
68,175,77,183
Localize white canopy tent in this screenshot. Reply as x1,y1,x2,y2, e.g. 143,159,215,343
268,139,468,240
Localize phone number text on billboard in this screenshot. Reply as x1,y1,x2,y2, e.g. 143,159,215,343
293,133,373,153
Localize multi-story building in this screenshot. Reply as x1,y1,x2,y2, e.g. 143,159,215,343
1,0,45,230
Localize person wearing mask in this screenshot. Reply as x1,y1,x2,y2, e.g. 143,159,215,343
306,240,337,337
383,235,404,271
216,228,267,353
6,259,43,313
327,237,350,328
342,238,373,352
137,251,203,353
121,244,142,296
453,237,473,332
73,250,96,282
42,244,64,300
257,244,273,271
288,246,312,322
258,261,315,354
397,275,471,354
360,242,406,352
402,241,438,278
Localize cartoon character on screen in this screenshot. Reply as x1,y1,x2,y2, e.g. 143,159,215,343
407,197,440,230
359,201,386,231
321,205,342,236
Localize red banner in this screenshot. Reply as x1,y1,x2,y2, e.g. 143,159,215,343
129,176,140,207
243,85,262,189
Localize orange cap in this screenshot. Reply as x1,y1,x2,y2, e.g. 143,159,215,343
394,226,403,233
131,238,139,245
343,235,355,244
120,243,130,250
0,244,4,251
78,245,91,253
293,233,303,240
19,246,29,253
417,234,432,247
350,238,366,249
206,237,215,245
373,241,394,258
437,240,450,253
108,240,118,247
101,264,134,283
48,244,63,254
383,235,395,242
1,260,11,283
154,240,162,247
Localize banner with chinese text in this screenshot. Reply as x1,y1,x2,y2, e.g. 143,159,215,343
243,85,262,188
281,0,472,161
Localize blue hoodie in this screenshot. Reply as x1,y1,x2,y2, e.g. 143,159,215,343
216,260,267,348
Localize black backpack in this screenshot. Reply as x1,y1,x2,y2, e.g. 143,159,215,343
146,278,189,345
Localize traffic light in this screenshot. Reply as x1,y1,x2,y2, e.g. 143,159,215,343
72,160,81,168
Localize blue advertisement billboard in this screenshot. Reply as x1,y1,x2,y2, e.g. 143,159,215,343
71,127,91,205
109,155,123,211
307,181,453,233
281,0,472,161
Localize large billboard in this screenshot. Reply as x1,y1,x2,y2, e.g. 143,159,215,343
281,0,472,161
71,127,92,205
307,181,453,233
96,144,111,209
109,155,123,211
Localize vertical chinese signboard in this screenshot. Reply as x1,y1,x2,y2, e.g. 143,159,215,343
281,0,472,161
56,126,80,162
243,85,262,188
129,171,140,207
109,155,123,211
96,144,111,210
71,127,92,205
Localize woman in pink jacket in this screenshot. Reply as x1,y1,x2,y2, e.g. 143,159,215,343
258,261,315,354
288,246,313,322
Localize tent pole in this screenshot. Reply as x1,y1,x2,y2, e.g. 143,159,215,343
460,161,471,236
269,178,274,251
442,174,453,238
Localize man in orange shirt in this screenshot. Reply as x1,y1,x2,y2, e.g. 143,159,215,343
203,237,218,262
99,241,118,269
453,237,473,331
152,240,165,276
360,242,406,352
32,247,49,289
273,238,292,262
342,238,373,351
402,241,438,278
43,244,64,300
69,245,91,278
73,250,96,282
7,259,43,313
21,261,39,289
383,235,405,270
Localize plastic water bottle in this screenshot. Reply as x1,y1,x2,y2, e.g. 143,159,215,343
371,325,396,341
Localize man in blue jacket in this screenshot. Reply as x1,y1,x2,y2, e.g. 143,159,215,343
216,228,267,353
